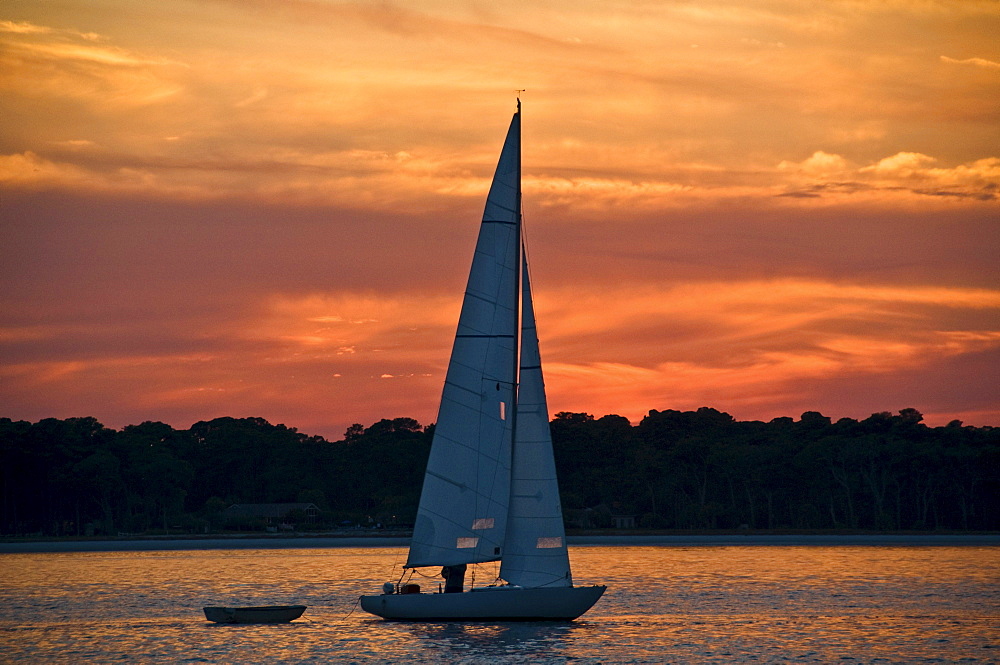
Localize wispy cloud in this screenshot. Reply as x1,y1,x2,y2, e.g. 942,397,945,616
0,19,54,35
0,19,102,41
941,55,1000,70
0,20,185,112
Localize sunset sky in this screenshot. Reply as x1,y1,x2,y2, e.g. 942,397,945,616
2,0,998,440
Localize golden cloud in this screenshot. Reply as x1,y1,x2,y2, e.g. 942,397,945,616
0,20,185,108
0,152,86,186
778,151,850,176
941,55,1000,70
777,151,999,201
0,19,100,41
3,7,997,212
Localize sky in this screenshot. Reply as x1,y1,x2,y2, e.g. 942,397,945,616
1,0,998,440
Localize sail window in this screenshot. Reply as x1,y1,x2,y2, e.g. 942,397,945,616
471,518,494,530
536,537,563,548
456,537,479,548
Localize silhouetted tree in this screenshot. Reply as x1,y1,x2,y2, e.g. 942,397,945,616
2,407,996,536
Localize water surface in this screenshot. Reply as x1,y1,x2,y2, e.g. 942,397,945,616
1,544,996,663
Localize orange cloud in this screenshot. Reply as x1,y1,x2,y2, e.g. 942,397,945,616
779,151,850,176
0,21,184,109
2,1,998,436
2,273,997,436
3,5,997,211
776,151,998,202
941,55,1000,70
534,279,1000,422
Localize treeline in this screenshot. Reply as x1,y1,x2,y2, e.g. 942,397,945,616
1,408,997,537
551,408,997,532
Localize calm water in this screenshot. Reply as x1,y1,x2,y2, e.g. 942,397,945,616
1,544,997,663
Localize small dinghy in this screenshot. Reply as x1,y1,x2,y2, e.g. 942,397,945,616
203,605,306,624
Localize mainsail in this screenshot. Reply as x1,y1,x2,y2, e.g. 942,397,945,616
499,254,573,588
405,107,521,568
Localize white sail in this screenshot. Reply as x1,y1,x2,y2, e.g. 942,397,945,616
499,254,573,588
406,108,521,568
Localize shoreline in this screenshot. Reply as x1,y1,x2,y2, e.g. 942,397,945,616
2,532,998,553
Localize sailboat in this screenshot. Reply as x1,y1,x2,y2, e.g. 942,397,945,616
359,101,606,621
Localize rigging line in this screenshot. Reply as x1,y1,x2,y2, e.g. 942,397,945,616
337,595,364,621
395,568,414,588
520,206,536,293
469,561,501,588
387,553,402,587
409,567,441,579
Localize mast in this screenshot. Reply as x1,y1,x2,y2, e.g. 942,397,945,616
511,95,522,491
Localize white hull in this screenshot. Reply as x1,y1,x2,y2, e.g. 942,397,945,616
360,585,606,621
